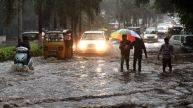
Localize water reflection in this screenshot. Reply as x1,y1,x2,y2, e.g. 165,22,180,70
120,72,132,83
96,67,102,73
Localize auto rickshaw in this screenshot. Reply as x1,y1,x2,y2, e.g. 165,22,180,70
43,29,73,59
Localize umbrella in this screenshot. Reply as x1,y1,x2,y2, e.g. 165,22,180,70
111,29,141,42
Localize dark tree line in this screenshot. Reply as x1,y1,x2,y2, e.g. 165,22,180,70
0,0,103,42
101,0,158,29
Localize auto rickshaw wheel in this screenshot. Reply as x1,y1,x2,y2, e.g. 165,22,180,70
44,55,48,59
56,51,61,60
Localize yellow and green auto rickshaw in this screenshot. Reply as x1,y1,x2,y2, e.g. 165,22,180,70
43,29,73,59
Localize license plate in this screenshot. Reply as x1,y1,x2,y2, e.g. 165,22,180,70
87,44,95,48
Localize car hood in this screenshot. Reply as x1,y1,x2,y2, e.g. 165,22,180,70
144,34,157,37
158,29,168,33
79,40,105,44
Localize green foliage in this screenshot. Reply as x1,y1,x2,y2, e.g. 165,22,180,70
0,43,42,62
31,43,42,57
0,47,15,61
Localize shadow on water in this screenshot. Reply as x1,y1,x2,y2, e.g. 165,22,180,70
157,67,192,80
133,73,150,82
118,70,150,83
119,71,132,83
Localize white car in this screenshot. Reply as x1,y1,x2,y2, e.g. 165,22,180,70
77,31,110,54
143,27,158,42
157,23,169,34
169,35,193,53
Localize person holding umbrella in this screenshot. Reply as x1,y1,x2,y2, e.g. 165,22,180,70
111,29,143,72
119,34,132,72
132,37,148,74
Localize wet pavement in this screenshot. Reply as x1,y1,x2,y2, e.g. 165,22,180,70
0,40,193,108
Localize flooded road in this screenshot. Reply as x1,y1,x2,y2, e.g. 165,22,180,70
0,40,193,108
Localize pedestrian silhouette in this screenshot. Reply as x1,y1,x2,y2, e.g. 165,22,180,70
158,37,174,74
119,34,132,72
132,38,147,74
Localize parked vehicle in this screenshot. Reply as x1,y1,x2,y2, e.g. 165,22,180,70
143,27,158,42
22,31,45,41
43,30,73,59
157,23,169,38
77,31,110,54
168,25,183,38
169,35,193,53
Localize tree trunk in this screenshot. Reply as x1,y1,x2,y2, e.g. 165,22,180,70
62,15,67,29
38,1,43,47
78,11,82,37
18,0,22,42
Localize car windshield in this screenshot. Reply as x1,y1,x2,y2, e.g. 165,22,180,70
145,30,157,34
158,27,168,30
82,33,104,40
185,36,193,46
45,33,64,42
22,33,38,40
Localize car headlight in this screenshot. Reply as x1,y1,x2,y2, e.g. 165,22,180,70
78,41,87,50
169,24,173,28
144,35,147,39
96,41,107,51
155,35,158,38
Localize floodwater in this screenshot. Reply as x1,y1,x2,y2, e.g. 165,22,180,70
0,40,193,108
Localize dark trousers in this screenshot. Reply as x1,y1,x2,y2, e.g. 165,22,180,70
162,58,172,72
133,54,142,71
120,55,129,71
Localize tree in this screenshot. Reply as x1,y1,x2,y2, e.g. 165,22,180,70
1,0,103,44
137,0,193,32
33,0,102,40
0,0,24,42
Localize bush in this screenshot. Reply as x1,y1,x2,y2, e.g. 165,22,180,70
0,43,42,62
31,43,42,57
0,47,15,61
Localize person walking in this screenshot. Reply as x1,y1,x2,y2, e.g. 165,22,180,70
132,38,147,73
157,37,174,74
119,34,131,72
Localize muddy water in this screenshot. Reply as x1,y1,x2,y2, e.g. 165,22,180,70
0,44,193,108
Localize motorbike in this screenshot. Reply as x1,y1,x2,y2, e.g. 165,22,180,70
14,46,33,71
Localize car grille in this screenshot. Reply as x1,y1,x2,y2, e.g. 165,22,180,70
87,44,95,48
147,36,155,39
